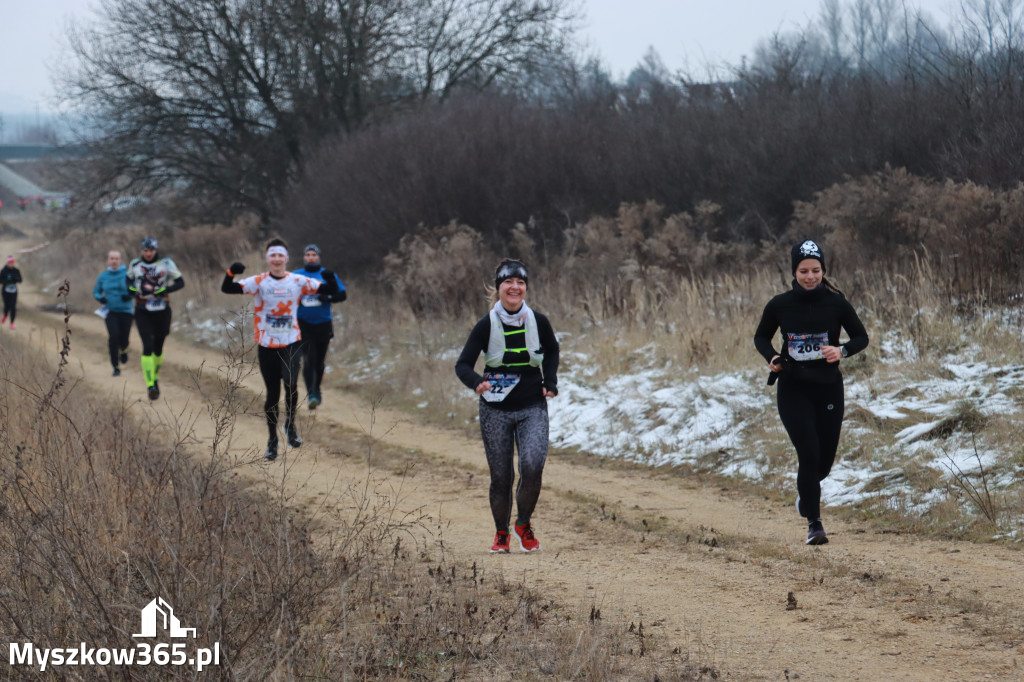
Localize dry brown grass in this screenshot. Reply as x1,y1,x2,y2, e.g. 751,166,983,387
0,288,709,680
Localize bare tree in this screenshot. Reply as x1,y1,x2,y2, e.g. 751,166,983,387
60,0,577,222
819,0,847,66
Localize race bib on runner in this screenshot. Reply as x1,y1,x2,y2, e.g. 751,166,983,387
266,313,293,343
300,294,322,307
787,331,829,361
480,372,521,402
4,285,16,293
144,297,167,312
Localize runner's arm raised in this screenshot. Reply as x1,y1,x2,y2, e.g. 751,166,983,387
221,270,243,294
315,270,342,302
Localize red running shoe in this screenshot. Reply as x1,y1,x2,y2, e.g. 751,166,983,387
514,521,540,552
490,530,510,553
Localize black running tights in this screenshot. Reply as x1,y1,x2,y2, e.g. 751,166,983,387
298,319,333,396
105,312,133,367
134,307,171,356
777,376,845,521
258,343,302,439
2,291,16,322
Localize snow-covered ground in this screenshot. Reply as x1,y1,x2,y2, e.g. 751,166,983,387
547,348,1024,540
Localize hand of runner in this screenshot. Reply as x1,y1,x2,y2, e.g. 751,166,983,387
769,355,784,372
821,345,843,363
229,262,245,275
475,380,492,395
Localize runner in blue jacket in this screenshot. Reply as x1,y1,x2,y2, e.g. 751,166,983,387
296,244,347,409
93,250,134,376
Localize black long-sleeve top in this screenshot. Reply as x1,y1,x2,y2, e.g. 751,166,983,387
754,283,869,384
0,266,22,287
455,310,559,411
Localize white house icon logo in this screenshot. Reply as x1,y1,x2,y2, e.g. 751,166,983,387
132,598,197,639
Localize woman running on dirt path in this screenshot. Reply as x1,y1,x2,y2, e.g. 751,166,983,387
221,238,340,462
455,259,560,553
296,244,347,410
127,236,185,400
754,240,869,545
0,256,22,329
93,250,134,376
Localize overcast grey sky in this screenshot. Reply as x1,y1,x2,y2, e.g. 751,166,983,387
583,0,955,77
1,0,959,114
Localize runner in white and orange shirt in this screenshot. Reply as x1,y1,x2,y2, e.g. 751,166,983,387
222,238,340,461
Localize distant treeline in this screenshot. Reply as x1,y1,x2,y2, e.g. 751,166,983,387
283,0,1024,276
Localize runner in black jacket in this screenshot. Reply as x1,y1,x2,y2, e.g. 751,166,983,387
455,259,559,554
754,240,869,545
0,256,22,328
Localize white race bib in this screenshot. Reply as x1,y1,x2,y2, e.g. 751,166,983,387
144,297,167,311
480,372,521,403
787,332,828,361
266,313,293,343
4,285,17,293
300,294,322,307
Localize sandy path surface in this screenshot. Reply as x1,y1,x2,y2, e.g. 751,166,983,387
7,231,1023,680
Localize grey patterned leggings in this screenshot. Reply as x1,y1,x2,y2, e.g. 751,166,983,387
478,400,549,531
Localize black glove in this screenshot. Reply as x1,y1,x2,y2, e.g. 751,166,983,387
121,294,132,302
322,270,339,292
99,296,107,304
229,262,246,275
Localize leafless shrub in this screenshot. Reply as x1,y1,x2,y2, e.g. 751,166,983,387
382,221,495,318
942,436,999,525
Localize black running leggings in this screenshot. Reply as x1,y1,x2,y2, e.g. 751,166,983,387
105,311,133,367
777,376,845,521
478,400,549,532
258,343,302,438
134,307,172,355
298,319,333,396
2,291,16,322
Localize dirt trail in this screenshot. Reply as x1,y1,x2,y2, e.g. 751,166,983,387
6,231,1024,680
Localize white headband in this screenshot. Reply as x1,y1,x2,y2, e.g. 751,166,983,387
266,246,288,261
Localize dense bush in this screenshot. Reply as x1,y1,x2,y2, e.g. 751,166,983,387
379,171,1024,323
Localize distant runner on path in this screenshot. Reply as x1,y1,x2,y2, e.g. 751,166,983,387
93,250,134,376
127,236,185,400
0,256,22,329
455,259,559,554
296,244,347,410
221,238,340,462
754,240,869,546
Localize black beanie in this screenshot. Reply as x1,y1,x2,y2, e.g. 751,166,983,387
494,259,528,288
791,240,826,274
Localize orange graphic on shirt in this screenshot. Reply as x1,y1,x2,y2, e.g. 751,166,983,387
270,300,293,317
